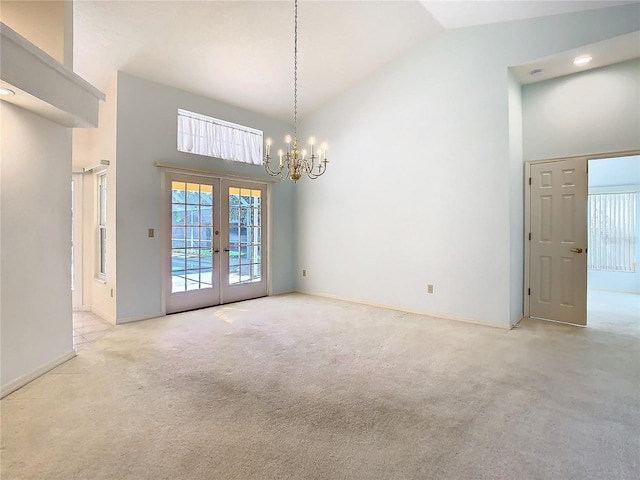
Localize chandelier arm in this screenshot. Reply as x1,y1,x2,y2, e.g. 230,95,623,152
306,154,316,172
264,157,284,177
301,157,313,173
305,161,328,179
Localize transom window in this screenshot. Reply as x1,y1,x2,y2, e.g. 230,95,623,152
177,109,263,165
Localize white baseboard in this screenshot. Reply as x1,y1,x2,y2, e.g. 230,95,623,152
1,350,76,399
295,290,512,330
510,314,524,328
91,306,116,325
116,311,164,325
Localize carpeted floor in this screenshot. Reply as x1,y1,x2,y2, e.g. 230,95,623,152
1,293,639,479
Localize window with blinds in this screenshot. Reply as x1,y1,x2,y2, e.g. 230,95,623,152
177,109,263,165
588,192,637,272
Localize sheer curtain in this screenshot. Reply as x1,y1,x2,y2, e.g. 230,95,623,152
177,109,263,165
588,192,637,272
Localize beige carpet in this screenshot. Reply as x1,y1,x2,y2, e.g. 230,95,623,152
1,293,639,479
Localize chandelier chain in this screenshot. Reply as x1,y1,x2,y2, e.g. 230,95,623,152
263,0,328,182
293,0,298,138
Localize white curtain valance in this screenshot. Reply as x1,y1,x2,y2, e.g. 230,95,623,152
177,109,263,165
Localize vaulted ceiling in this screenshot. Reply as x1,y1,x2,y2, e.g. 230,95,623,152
73,1,638,122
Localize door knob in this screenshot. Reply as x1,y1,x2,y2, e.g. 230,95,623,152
570,248,583,253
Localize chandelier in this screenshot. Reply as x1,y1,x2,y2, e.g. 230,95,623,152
264,0,328,182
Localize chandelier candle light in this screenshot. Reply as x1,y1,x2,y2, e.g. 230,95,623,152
264,0,329,182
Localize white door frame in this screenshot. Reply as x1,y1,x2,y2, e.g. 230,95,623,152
524,150,640,321
72,173,84,311
159,166,273,315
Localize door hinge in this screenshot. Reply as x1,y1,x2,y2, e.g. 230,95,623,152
528,232,531,241
528,177,531,186
528,288,531,296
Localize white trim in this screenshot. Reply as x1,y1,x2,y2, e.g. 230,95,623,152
590,184,640,194
1,350,76,399
0,23,104,100
160,169,169,317
178,109,262,135
91,305,116,325
510,314,524,328
155,161,278,184
296,290,513,330
266,182,274,296
116,312,165,325
527,149,640,164
72,173,83,311
530,316,587,328
96,171,107,281
0,22,104,128
83,160,110,173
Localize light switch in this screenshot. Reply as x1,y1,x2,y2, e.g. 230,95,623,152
148,228,154,238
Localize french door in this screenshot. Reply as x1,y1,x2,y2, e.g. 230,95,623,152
165,174,267,314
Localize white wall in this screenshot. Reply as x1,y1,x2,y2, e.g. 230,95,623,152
588,155,640,293
295,4,640,327
1,103,74,396
72,76,118,323
523,59,640,161
114,73,295,322
0,0,66,64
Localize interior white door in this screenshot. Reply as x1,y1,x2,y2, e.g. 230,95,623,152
529,158,588,325
220,180,267,304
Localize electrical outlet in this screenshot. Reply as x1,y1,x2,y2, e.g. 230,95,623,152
427,284,434,294
110,288,114,298
148,228,154,238
302,269,307,277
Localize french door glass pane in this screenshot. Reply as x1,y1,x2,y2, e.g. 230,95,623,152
171,181,215,293
228,187,262,285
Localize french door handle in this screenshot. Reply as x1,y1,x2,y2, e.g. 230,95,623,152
570,247,583,253
213,249,219,253
223,248,231,252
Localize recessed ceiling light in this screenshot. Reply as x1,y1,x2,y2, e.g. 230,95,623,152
0,88,15,96
573,55,592,66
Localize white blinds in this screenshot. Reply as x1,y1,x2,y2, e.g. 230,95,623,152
588,193,637,272
177,109,263,165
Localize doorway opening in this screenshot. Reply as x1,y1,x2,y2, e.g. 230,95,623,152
524,152,639,330
587,155,640,333
164,172,268,314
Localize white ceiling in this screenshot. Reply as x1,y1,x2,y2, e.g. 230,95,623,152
73,1,639,123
